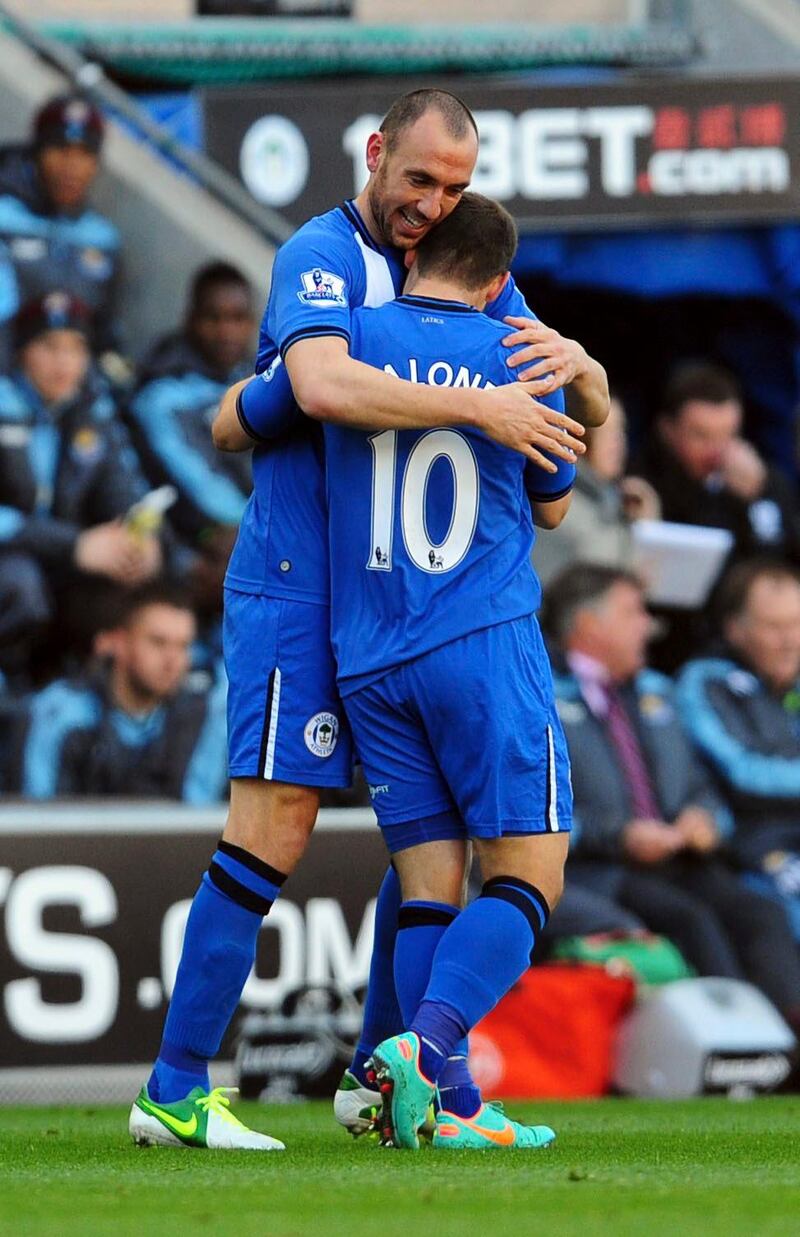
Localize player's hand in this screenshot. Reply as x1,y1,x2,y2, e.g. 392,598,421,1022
719,438,767,502
74,521,156,584
620,475,662,521
502,316,590,393
622,818,681,865
126,533,162,584
478,382,585,472
672,807,720,855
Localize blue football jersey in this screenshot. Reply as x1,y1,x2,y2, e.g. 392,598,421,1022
324,294,576,691
225,199,548,603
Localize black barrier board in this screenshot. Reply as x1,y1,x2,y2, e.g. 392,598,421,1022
203,74,800,231
0,819,385,1068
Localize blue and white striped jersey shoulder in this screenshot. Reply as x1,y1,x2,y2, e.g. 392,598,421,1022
259,200,405,370
231,201,406,604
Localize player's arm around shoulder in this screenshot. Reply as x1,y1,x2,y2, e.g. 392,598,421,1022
213,360,301,454
501,315,610,429
532,491,572,529
212,379,252,452
285,332,587,477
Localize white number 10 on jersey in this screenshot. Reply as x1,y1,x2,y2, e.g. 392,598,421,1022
367,429,480,574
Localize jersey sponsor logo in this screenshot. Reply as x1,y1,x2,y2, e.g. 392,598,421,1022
70,427,103,463
297,268,347,308
10,236,47,262
304,711,339,758
80,247,112,279
0,424,30,447
639,693,673,723
727,669,758,696
368,782,389,799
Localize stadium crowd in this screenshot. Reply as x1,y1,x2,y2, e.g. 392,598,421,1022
1,93,799,1019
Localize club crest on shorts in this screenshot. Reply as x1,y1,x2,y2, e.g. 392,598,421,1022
304,711,339,758
297,268,346,308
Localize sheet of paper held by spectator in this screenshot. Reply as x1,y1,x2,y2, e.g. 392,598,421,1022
632,520,734,609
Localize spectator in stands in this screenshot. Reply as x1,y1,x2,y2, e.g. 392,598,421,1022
632,361,800,563
543,562,800,1028
9,582,227,802
678,560,800,940
535,393,661,587
126,262,255,613
0,94,121,367
0,292,160,683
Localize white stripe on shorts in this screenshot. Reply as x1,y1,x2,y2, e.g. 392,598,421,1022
546,724,559,832
263,667,282,780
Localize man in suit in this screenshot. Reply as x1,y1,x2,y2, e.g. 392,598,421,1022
543,562,800,1029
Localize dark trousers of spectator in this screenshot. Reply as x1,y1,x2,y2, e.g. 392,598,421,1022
617,857,800,1018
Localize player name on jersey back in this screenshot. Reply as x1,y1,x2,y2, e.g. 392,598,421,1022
324,295,573,693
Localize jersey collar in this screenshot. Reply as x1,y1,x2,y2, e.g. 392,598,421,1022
396,294,478,314
339,199,382,253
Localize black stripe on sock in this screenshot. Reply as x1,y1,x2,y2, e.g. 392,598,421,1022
257,669,276,778
217,839,287,888
208,862,274,916
398,904,458,930
480,875,550,931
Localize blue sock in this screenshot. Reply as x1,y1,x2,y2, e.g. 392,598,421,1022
411,876,550,1084
350,866,403,1086
394,900,480,1112
438,1054,481,1119
148,840,286,1103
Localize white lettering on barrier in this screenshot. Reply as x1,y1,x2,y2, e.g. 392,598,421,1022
342,107,787,205
1,867,377,1044
305,897,376,991
3,867,118,1043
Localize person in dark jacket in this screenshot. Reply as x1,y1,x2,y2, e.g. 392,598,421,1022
9,582,227,802
543,562,800,1028
630,362,800,669
126,262,255,613
0,292,160,680
0,94,121,366
632,361,800,563
678,559,800,939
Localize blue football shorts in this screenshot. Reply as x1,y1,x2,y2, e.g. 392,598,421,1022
224,588,352,787
341,613,572,851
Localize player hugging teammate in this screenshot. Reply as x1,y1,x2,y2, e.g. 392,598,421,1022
130,88,608,1153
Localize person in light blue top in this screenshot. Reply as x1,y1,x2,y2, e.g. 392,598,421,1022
0,94,121,367
9,583,227,803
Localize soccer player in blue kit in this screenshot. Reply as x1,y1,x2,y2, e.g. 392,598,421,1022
130,88,606,1151
239,191,575,1151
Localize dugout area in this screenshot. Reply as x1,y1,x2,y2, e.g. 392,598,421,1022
514,223,800,475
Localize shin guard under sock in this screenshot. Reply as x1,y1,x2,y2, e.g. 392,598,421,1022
412,876,550,1083
149,840,286,1102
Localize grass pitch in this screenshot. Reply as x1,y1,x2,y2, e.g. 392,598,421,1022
2,1097,798,1237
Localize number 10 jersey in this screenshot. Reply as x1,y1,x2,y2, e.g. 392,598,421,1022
325,293,576,694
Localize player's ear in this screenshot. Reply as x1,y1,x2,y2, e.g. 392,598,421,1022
365,131,384,174
486,271,511,303
403,249,416,270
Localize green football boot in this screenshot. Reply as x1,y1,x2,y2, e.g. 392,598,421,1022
332,1069,381,1138
433,1102,556,1151
368,1032,436,1150
129,1085,285,1151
